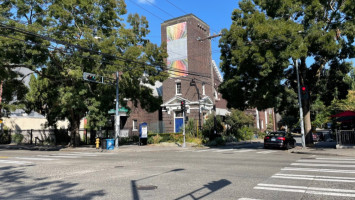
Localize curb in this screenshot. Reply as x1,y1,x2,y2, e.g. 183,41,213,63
290,151,340,156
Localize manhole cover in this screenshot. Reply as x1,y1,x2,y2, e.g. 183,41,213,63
136,185,158,190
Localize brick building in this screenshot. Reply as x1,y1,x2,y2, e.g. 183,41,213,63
160,14,228,133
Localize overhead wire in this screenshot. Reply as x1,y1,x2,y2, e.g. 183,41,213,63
0,29,211,79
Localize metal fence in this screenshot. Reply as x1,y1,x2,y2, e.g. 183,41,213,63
336,130,355,145
2,128,140,145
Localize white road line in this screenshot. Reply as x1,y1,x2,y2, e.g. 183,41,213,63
15,157,58,161
298,159,355,164
49,153,97,157
37,155,80,158
254,183,355,197
272,175,355,183
291,163,355,168
281,167,355,174
233,149,256,153
257,150,275,154
0,159,32,165
195,149,210,152
316,157,355,161
275,173,355,180
214,149,234,152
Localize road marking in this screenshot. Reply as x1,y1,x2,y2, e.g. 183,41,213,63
0,159,32,165
272,173,355,183
257,150,275,154
15,157,58,161
291,163,355,168
281,167,355,174
254,183,355,197
49,153,98,157
0,156,8,159
298,159,355,164
214,149,234,152
316,157,355,161
233,149,256,153
195,149,210,152
37,155,80,158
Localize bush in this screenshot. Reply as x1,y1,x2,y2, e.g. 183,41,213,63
169,133,183,143
207,137,225,146
202,115,224,140
0,130,11,144
236,126,254,141
12,133,24,144
54,129,71,145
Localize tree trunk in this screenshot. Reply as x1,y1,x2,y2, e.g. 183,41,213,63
303,98,313,146
69,117,81,147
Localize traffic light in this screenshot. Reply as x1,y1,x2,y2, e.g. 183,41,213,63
83,72,103,83
181,100,186,112
86,74,96,81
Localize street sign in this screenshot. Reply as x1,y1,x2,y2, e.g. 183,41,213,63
83,72,104,83
108,107,129,114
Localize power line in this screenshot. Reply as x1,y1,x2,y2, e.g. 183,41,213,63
165,0,188,15
0,31,211,79
142,0,175,18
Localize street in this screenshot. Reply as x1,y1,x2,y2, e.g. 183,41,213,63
1,144,355,200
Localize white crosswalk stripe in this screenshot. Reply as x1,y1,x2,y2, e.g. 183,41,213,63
0,159,32,165
0,152,110,166
253,156,355,198
256,150,275,154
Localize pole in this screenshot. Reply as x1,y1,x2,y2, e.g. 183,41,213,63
115,71,120,149
182,110,186,148
295,60,306,148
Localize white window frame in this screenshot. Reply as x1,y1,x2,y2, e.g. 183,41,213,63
176,82,182,95
202,83,205,96
132,119,138,131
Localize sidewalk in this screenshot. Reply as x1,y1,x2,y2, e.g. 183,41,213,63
290,141,355,157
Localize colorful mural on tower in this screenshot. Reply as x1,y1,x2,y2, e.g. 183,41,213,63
167,22,188,77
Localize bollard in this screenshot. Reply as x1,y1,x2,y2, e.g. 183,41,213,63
95,138,100,149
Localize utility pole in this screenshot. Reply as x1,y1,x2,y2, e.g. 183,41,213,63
115,71,120,149
197,33,222,135
295,60,306,148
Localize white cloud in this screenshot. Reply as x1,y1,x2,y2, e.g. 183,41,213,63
138,0,155,4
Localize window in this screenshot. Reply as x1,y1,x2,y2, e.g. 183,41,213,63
133,119,138,131
176,82,181,95
202,83,205,96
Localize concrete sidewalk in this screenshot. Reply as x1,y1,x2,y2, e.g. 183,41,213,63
290,141,355,157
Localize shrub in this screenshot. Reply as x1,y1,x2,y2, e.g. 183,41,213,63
0,130,11,144
12,133,24,144
169,133,183,143
206,137,225,146
54,129,70,145
202,114,224,140
237,126,254,141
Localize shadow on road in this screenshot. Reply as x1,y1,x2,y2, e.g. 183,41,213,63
0,165,105,199
174,179,232,200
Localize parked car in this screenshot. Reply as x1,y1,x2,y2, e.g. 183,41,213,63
312,132,320,142
264,131,296,149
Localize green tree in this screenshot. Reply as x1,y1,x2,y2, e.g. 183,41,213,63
2,0,168,146
219,0,354,145
225,109,254,136
202,114,224,140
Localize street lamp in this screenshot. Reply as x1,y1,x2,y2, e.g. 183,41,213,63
295,60,306,148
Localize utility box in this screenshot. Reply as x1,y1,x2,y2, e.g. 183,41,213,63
139,123,148,146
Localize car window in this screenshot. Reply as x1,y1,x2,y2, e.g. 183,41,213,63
269,132,286,136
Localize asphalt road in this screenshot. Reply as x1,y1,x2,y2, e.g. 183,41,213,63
1,143,354,200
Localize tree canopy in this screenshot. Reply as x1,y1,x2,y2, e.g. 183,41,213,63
219,0,354,144
1,0,168,145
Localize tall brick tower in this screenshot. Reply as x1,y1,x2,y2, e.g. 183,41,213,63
161,14,217,133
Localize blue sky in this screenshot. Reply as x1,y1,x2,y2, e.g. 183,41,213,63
124,0,239,69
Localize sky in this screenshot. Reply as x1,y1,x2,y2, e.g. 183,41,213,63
124,0,239,71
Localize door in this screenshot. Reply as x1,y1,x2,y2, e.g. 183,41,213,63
175,118,183,133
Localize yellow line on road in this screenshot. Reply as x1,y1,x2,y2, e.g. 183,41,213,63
0,156,9,159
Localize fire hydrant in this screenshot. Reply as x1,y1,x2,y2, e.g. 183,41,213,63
95,138,100,149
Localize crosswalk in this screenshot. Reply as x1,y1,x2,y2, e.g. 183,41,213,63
176,148,278,155
0,152,112,166
253,156,355,199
